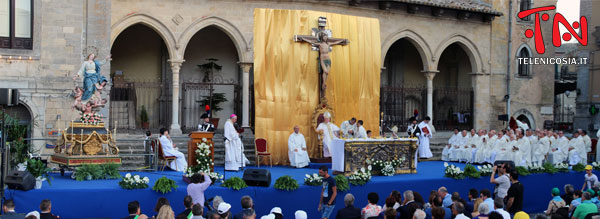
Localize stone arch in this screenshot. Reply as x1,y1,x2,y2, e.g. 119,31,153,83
433,34,484,74
381,29,433,71
110,14,178,60
513,108,536,130
178,16,249,62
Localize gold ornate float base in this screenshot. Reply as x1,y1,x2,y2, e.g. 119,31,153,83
51,122,121,167
343,139,418,175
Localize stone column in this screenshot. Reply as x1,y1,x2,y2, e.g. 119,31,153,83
422,70,438,120
169,60,185,134
470,72,489,130
238,62,253,128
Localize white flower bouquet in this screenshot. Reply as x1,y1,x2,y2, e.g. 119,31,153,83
381,164,395,176
349,166,372,186
478,164,494,176
304,173,323,186
444,162,465,179
555,162,569,172
119,173,150,190
184,167,224,184
592,162,600,170
528,163,545,174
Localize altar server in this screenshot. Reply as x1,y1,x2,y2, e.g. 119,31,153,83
159,128,188,171
532,132,551,166
288,125,309,168
224,114,249,171
568,132,586,165
317,112,340,157
442,128,460,161
356,120,368,139
549,131,569,165
417,117,433,159
340,117,357,138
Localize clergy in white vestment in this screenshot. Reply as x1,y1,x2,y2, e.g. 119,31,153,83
442,128,460,161
158,128,188,171
460,129,478,162
224,114,249,171
288,125,310,168
568,132,587,165
355,120,368,139
494,131,512,162
513,130,531,166
474,130,495,163
317,112,340,157
581,130,592,153
340,118,357,138
483,130,498,163
532,132,551,166
516,119,529,132
417,117,433,159
450,130,469,161
549,131,569,165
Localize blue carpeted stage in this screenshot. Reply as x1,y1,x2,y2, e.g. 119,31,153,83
6,161,588,219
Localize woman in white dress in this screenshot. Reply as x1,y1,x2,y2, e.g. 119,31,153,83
158,128,187,171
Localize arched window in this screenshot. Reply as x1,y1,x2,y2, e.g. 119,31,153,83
517,46,531,76
520,0,532,21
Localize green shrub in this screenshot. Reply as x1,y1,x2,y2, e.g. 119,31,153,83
152,176,178,194
221,177,248,190
543,163,558,174
75,165,103,181
573,163,586,172
516,166,530,176
274,175,299,191
26,159,52,185
99,163,121,179
464,164,481,178
334,175,349,192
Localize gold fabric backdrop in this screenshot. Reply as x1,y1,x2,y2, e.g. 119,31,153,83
253,8,381,165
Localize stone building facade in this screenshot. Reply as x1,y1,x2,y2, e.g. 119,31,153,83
0,0,564,153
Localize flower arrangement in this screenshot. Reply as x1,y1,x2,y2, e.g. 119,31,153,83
592,162,600,170
478,164,494,176
184,167,224,183
80,112,103,125
366,158,405,176
463,164,481,178
444,162,464,179
184,139,223,183
349,166,372,186
119,173,150,190
528,163,545,174
304,173,323,186
555,163,569,173
274,175,299,191
381,164,396,176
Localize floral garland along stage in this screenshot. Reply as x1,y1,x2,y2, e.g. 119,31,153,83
184,138,223,183
444,162,589,179
119,173,150,189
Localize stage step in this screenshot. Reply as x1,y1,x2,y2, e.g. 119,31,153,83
427,131,452,161
115,133,256,170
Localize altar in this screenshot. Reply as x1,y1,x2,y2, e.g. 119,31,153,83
330,138,418,175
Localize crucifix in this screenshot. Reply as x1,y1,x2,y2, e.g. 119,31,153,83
294,17,349,100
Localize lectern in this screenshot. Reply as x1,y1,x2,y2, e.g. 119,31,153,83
188,132,214,171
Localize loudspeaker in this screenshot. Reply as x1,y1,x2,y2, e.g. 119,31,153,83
6,171,35,191
242,168,271,187
498,114,509,121
0,88,19,106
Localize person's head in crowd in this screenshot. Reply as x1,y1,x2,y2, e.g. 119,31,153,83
404,190,414,204
494,198,504,210
160,127,169,136
319,165,329,178
564,184,575,194
469,188,479,200
128,201,141,215
39,199,52,213
432,207,445,219
157,205,175,219
155,197,170,212
218,202,232,218
451,192,460,202
368,192,379,205
146,130,151,137
385,196,397,208
367,130,372,138
429,191,437,204
357,120,363,127
209,213,222,219
480,189,492,200
551,188,561,197
384,208,397,219
433,195,443,207
391,190,401,203
489,211,503,219
583,192,592,201
438,187,449,197
241,195,253,209
191,173,205,184
270,207,282,219
3,199,16,213
478,202,490,215
294,210,307,219
452,202,465,216
510,171,519,182
212,196,224,212
184,195,193,209
586,165,594,175
243,208,256,219
413,191,425,205
574,190,583,200
514,211,530,219
413,209,426,219
344,193,355,207
192,204,203,217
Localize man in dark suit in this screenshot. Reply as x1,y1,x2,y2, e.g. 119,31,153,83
336,193,361,219
397,190,417,219
233,196,253,219
122,201,148,219
177,196,194,218
39,200,59,219
1,199,24,219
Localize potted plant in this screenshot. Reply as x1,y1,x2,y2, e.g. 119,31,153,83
26,158,52,189
140,105,149,129
198,58,222,83
200,93,228,128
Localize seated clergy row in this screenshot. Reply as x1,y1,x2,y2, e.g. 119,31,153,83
442,128,593,166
